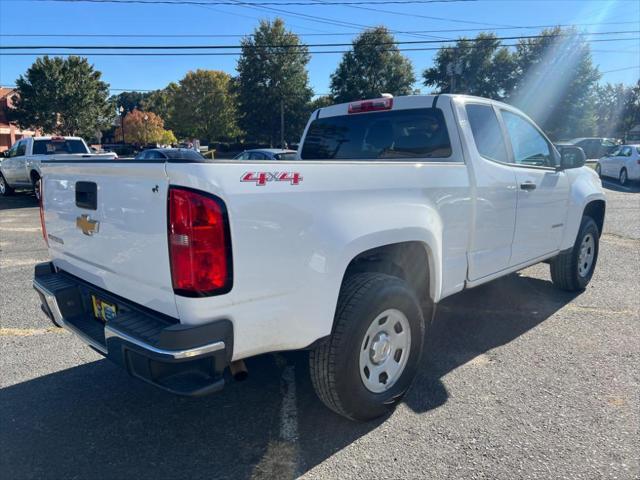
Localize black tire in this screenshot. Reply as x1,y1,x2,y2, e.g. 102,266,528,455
309,273,426,421
31,172,41,201
595,163,601,178
619,168,628,186
550,216,599,291
0,172,14,196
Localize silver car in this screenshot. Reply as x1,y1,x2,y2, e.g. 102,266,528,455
233,149,298,160
596,145,640,186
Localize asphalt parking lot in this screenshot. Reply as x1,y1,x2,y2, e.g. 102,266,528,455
1,180,638,480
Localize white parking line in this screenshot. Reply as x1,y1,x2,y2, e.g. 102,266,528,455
280,365,299,443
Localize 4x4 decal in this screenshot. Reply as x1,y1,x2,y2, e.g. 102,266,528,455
241,172,303,186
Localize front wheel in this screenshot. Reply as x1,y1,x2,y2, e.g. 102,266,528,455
0,173,14,196
619,168,628,186
309,273,426,421
550,216,599,291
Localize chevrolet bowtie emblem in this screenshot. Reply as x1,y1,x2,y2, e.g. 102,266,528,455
76,214,100,236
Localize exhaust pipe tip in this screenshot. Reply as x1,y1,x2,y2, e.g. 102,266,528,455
230,360,248,381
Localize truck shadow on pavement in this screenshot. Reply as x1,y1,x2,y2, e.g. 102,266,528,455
0,271,578,480
0,192,39,211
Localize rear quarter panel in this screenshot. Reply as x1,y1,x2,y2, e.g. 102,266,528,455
168,156,471,360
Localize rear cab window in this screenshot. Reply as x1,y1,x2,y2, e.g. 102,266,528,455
33,138,88,155
301,108,452,161
465,104,508,163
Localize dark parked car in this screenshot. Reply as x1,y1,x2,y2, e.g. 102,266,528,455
555,138,618,160
134,148,205,161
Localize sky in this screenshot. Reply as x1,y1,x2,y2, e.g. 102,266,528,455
0,0,638,97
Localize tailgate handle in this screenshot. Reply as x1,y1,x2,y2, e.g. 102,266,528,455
76,181,97,210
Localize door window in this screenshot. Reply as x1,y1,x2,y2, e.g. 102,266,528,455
501,110,555,168
620,146,632,157
15,140,26,157
465,104,508,163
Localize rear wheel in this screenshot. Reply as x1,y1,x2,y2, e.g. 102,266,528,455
309,273,426,421
619,168,628,186
550,216,599,291
31,172,41,201
595,163,602,178
0,173,14,196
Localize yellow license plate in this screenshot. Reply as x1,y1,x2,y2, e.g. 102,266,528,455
91,295,117,323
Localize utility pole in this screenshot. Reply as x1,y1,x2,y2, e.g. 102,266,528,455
280,99,285,149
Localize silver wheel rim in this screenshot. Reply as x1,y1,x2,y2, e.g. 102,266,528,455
0,176,5,194
359,308,411,393
578,233,595,277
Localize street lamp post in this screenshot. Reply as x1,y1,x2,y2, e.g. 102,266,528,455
119,106,125,144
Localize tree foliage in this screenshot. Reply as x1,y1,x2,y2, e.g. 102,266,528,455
330,27,415,103
509,27,600,140
11,56,112,137
237,18,313,145
423,33,516,99
423,28,602,140
593,83,634,137
115,109,171,145
171,70,240,142
141,83,179,130
110,90,149,114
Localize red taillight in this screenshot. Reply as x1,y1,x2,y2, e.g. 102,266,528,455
168,187,232,296
39,179,48,246
348,97,393,114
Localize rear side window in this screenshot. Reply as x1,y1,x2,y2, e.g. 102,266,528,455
33,139,88,155
301,108,452,160
465,104,508,163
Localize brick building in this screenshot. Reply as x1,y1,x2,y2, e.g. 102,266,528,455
0,87,38,152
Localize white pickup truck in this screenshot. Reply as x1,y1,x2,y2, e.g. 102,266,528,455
33,95,605,421
0,136,116,199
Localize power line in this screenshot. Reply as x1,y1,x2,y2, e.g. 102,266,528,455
2,21,638,38
2,30,637,50
2,39,637,55
600,65,640,74
19,0,477,3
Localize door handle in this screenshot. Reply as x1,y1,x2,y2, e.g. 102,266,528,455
520,182,537,191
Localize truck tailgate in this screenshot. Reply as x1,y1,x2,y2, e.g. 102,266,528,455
41,161,178,318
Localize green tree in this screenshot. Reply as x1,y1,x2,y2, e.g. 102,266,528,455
423,33,516,99
593,83,632,137
109,90,149,113
330,27,415,103
141,83,179,130
171,70,240,142
621,80,640,138
237,18,313,146
11,55,112,137
508,27,600,140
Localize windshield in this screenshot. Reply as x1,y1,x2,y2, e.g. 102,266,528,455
300,108,452,160
33,139,88,155
275,152,298,160
163,149,204,160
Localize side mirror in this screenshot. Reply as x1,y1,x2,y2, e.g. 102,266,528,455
558,146,586,170
2,150,9,158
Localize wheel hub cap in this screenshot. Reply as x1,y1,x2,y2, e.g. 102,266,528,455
359,309,411,393
578,233,595,277
369,332,392,365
